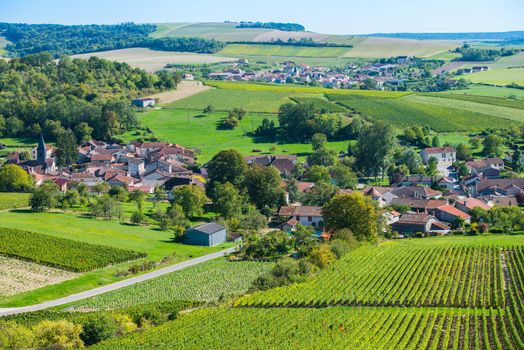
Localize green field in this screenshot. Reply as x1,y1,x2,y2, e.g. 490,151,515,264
0,36,9,56
0,227,144,272
0,210,232,307
446,85,524,99
464,68,524,86
327,94,513,131
429,93,524,109
0,192,31,210
344,37,459,58
221,44,351,58
123,109,349,163
95,234,524,349
69,258,273,310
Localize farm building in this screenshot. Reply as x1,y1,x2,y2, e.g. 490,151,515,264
132,97,155,108
184,223,227,247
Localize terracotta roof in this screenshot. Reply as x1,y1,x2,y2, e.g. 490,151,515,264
431,221,450,230
437,205,471,220
397,213,432,224
110,174,135,186
141,142,168,148
457,198,490,210
466,158,504,169
362,186,392,196
476,179,524,194
91,154,114,161
278,206,322,217
423,147,455,154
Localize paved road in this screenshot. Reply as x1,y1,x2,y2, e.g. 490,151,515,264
0,247,238,317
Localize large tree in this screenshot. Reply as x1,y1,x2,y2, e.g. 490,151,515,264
213,182,246,219
323,192,381,242
355,122,396,178
55,129,78,167
242,165,285,211
172,185,208,219
483,134,503,158
30,181,60,212
207,149,247,188
0,164,34,192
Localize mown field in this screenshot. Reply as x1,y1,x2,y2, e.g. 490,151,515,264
446,86,524,99
221,44,351,58
343,37,458,58
0,192,31,210
95,234,524,349
464,68,524,86
0,228,145,272
70,258,273,310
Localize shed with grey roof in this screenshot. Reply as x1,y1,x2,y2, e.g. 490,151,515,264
184,222,227,247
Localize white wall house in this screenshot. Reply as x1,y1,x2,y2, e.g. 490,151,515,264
278,206,324,228
420,147,456,166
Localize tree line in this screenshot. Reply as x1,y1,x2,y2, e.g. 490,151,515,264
0,22,226,57
0,53,178,145
453,44,518,61
236,22,305,32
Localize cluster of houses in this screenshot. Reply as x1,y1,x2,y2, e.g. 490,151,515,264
457,66,491,75
6,135,202,195
277,145,522,237
207,58,417,89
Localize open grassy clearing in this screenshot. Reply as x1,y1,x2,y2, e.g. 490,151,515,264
328,94,510,131
72,48,237,72
94,306,522,350
0,255,78,297
0,227,145,272
428,92,524,109
152,22,270,42
69,259,274,310
220,44,351,57
446,86,524,99
0,36,9,56
170,87,323,113
403,94,524,124
463,68,524,85
460,52,524,70
0,192,31,210
344,37,459,58
123,109,349,163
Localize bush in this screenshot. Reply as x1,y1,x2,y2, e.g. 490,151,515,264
329,239,351,259
80,315,119,346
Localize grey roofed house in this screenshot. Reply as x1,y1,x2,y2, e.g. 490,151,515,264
184,222,227,247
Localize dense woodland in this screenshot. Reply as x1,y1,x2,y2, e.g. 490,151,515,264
0,22,226,57
0,23,156,57
453,44,518,61
0,53,177,142
236,22,305,32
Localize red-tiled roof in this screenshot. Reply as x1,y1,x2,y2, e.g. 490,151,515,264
278,206,322,217
437,205,471,220
457,198,490,210
423,147,455,154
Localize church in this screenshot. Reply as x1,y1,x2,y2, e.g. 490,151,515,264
6,134,57,175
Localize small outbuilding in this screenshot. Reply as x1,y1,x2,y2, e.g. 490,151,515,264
184,222,227,247
132,98,155,108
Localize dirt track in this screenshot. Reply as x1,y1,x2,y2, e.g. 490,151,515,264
147,81,212,105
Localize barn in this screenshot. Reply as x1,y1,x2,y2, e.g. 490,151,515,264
184,222,227,247
132,98,155,108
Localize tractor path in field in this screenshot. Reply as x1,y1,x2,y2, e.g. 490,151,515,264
0,246,237,316
147,80,211,105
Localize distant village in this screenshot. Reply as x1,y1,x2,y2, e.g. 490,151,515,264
5,135,522,241
201,56,461,90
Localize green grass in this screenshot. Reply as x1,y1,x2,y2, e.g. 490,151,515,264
464,68,524,85
0,192,31,210
171,88,322,113
122,109,349,163
0,36,9,56
327,94,513,131
152,22,270,41
220,44,351,58
0,227,145,272
446,85,524,99
93,307,518,350
68,258,273,310
343,37,459,58
0,210,233,307
290,97,349,113
429,92,524,109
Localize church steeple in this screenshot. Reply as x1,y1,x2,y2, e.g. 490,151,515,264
37,133,48,164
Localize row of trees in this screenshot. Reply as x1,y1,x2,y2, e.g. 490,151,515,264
231,38,353,48
236,22,305,32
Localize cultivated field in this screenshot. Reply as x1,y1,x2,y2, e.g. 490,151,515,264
446,86,524,99
146,81,211,104
0,192,31,210
72,48,237,72
464,68,524,86
0,255,78,297
70,259,273,310
95,234,524,350
221,44,351,58
0,227,145,272
343,37,459,58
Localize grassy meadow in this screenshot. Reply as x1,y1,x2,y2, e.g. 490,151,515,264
464,67,524,85
446,85,524,99
221,44,351,57
0,192,31,210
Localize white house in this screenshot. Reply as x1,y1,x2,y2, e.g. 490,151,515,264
278,206,323,228
132,98,155,108
420,147,456,166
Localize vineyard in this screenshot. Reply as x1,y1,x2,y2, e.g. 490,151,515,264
93,306,523,350
0,228,145,272
70,258,274,310
0,192,31,210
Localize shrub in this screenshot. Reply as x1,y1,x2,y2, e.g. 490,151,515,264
80,315,119,346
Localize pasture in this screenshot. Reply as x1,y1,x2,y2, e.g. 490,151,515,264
343,37,459,58
125,109,349,163
72,48,237,72
0,255,78,297
70,258,274,310
220,44,351,58
0,192,31,210
446,85,524,99
464,67,524,86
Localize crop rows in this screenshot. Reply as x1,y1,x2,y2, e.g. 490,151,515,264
236,244,510,308
0,227,145,272
0,192,31,210
326,94,510,131
93,306,524,350
290,97,349,113
71,259,274,310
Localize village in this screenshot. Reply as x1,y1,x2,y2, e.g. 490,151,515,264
4,134,521,243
